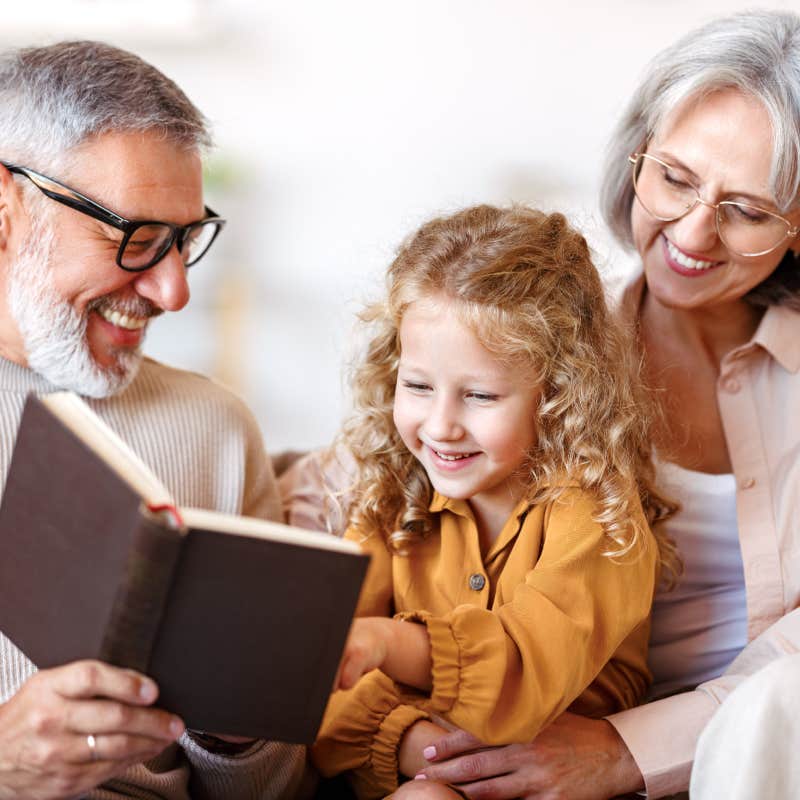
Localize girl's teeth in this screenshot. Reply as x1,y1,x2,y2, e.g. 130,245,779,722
666,239,716,270
436,450,472,461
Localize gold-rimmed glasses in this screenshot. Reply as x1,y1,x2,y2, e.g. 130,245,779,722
629,152,798,257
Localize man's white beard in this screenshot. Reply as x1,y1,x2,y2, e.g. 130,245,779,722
8,220,147,398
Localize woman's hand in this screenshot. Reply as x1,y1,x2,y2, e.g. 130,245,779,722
415,713,644,799
336,617,432,691
0,660,183,800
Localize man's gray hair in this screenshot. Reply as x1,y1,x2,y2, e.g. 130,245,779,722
0,40,211,172
600,9,800,248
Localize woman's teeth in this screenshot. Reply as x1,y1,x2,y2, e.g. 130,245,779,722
666,239,717,271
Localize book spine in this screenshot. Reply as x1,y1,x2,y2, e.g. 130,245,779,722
99,509,183,673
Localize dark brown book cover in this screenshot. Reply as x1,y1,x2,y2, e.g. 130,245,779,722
0,394,369,743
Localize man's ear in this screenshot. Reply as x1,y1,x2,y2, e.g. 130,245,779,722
0,165,24,253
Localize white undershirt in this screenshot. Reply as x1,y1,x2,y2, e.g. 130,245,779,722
647,459,748,699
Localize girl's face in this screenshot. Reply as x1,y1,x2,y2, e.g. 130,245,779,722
631,88,800,312
393,296,539,524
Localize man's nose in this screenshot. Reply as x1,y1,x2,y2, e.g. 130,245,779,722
131,245,190,312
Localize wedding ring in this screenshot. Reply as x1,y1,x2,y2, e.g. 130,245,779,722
87,733,98,761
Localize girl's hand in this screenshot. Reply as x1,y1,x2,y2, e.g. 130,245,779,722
336,618,390,690
336,617,433,691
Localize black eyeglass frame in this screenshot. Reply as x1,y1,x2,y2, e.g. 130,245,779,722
0,160,226,272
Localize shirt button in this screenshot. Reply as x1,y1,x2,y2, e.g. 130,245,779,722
740,477,756,490
468,573,486,591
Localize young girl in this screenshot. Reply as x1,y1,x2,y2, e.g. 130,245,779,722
312,205,677,799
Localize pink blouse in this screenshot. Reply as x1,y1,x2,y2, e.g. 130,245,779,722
608,278,800,797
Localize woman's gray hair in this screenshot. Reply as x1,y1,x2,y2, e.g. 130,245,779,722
0,40,211,173
600,10,800,301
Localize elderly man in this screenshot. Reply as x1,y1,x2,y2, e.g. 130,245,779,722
0,41,309,799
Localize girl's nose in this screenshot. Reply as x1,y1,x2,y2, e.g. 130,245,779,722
424,396,464,442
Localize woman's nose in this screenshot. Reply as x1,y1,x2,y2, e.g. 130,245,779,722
669,200,720,254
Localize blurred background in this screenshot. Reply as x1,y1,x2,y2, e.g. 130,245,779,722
1,0,794,451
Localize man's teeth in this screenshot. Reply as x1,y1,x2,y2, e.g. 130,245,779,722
666,239,716,270
435,450,474,461
99,308,147,330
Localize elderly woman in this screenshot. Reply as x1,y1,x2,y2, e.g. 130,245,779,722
282,9,800,799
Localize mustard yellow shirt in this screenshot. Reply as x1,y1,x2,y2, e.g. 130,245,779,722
313,487,658,798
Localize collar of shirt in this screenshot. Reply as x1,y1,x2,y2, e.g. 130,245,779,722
620,272,800,373
428,492,535,562
428,491,532,520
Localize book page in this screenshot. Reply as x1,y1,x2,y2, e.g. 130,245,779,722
180,507,362,554
41,392,173,507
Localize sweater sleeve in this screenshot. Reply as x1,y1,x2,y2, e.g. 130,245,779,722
180,735,312,799
398,490,658,744
89,745,191,800
241,407,284,524
608,605,800,798
89,740,311,800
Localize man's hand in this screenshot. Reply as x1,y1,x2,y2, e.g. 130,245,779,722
415,713,644,800
0,660,184,800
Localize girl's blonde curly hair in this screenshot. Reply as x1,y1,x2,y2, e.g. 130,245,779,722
339,204,679,582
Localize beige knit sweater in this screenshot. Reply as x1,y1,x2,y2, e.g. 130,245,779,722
0,356,311,800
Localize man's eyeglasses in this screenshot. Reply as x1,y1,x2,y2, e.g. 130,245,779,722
1,161,226,271
629,152,799,258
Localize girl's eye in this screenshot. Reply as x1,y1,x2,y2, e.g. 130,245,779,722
467,392,499,403
402,380,431,393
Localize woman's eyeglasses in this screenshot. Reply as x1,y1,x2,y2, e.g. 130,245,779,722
629,152,798,257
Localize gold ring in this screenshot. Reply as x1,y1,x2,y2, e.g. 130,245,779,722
87,733,98,761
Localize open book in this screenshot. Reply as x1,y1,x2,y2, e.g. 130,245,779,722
0,392,369,743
